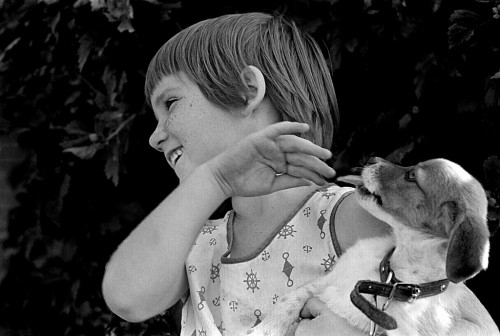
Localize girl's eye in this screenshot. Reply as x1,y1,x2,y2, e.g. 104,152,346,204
405,170,417,182
164,98,177,111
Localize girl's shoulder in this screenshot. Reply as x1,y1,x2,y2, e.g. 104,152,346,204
332,191,392,254
206,210,233,227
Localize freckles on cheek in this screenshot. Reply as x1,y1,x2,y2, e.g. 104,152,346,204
166,113,185,137
165,114,174,131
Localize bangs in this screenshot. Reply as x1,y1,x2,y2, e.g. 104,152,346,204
144,14,267,108
144,31,189,105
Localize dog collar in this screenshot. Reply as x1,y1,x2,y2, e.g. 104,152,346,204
350,247,450,331
377,247,450,299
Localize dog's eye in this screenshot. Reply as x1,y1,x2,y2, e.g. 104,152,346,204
405,170,417,182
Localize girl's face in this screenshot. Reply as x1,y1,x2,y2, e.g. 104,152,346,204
149,72,261,181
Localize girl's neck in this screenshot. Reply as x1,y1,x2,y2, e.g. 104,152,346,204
231,184,318,225
228,184,318,259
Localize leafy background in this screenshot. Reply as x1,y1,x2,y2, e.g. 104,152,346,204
0,0,499,335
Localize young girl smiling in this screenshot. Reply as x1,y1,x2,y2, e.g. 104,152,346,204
102,12,497,336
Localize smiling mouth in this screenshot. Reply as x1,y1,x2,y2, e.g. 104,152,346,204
357,185,382,205
167,146,183,167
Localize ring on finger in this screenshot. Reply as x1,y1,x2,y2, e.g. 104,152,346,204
275,153,288,176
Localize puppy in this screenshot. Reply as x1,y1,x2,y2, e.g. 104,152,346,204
246,158,491,336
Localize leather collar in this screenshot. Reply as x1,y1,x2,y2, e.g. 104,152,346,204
377,247,450,301
350,247,450,331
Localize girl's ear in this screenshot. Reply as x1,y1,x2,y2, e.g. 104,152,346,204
240,65,266,115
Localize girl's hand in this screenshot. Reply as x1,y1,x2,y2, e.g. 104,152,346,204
206,122,336,198
296,298,367,336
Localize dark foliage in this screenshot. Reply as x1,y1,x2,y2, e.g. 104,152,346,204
0,0,499,335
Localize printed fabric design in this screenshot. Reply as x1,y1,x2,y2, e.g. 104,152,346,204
180,185,353,336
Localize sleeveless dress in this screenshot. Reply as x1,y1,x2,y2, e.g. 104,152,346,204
180,184,354,335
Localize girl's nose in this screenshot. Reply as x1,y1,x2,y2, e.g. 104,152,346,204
149,126,168,152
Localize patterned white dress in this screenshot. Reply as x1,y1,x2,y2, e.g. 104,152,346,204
180,184,354,336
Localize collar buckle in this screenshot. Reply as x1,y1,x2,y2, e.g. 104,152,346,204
390,283,422,303
408,285,422,303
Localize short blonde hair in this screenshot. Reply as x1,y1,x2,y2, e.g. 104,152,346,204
145,12,338,149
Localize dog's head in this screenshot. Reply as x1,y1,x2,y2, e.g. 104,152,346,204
356,157,490,283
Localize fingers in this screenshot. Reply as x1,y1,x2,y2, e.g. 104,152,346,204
269,156,335,189
263,121,311,138
256,121,337,189
286,165,329,186
294,319,314,336
271,175,313,192
300,298,328,319
260,121,332,162
294,316,333,336
270,152,336,186
270,167,328,193
284,321,299,336
295,298,333,336
277,135,332,161
286,153,336,180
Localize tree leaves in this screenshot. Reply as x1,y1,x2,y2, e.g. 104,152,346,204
485,69,500,107
1,0,500,335
0,1,156,332
105,144,120,186
484,155,500,192
484,156,500,234
89,0,135,32
448,9,482,49
63,144,101,159
78,35,94,72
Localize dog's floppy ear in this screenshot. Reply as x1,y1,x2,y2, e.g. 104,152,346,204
444,201,490,283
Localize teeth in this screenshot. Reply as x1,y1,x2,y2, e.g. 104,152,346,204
169,147,183,166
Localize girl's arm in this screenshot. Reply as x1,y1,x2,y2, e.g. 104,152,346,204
102,122,335,322
102,164,228,322
295,298,367,336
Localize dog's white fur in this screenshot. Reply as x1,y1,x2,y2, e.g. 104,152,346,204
244,158,492,336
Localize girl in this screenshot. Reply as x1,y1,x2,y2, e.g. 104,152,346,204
102,12,497,336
